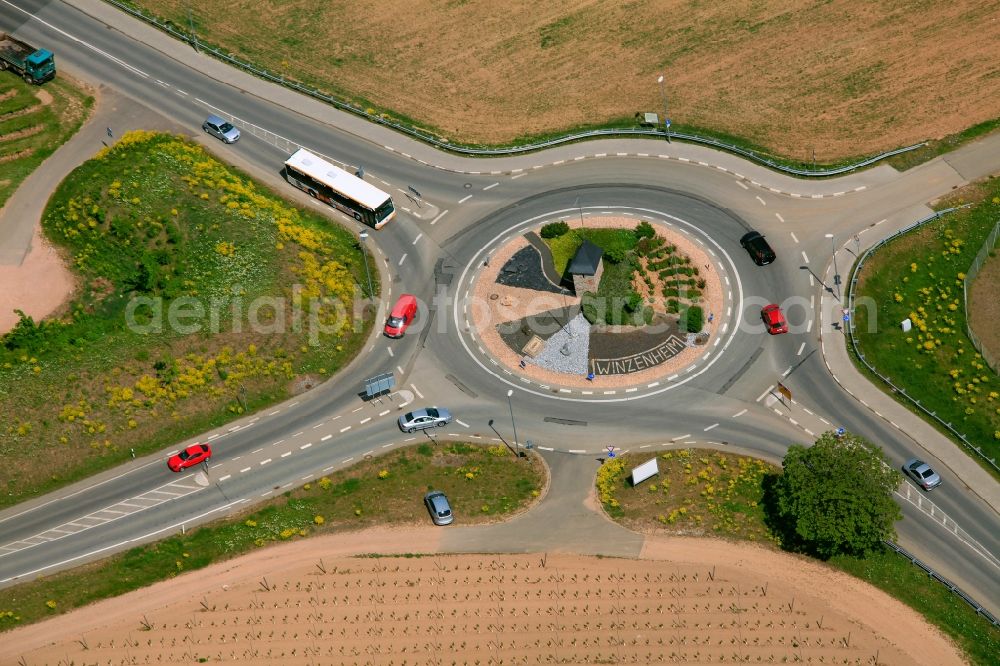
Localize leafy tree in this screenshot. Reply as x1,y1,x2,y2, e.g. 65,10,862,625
775,431,901,558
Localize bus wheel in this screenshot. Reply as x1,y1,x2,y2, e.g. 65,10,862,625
353,212,362,222
307,189,317,198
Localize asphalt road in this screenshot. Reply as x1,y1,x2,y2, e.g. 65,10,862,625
0,0,997,615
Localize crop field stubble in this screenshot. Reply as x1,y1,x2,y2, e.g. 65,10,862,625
134,0,1000,160
1,549,966,665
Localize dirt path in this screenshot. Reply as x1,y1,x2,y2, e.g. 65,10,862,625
0,225,75,333
1,529,963,664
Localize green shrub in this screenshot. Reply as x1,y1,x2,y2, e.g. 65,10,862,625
2,311,53,352
604,245,628,264
625,291,642,313
540,221,570,239
681,305,704,332
666,299,680,314
581,293,600,324
634,220,655,240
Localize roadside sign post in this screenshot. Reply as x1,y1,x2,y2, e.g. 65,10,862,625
607,445,616,459
363,372,395,403
776,382,792,407
407,185,423,208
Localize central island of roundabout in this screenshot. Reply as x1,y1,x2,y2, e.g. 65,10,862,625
455,208,741,399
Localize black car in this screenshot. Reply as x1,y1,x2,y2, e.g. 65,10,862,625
740,231,776,266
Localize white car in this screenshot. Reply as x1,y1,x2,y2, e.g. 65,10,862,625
398,407,453,433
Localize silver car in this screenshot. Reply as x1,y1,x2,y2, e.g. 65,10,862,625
424,491,454,525
398,407,453,433
902,458,942,490
202,114,240,143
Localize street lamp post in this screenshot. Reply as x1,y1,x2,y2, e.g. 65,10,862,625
358,231,374,300
657,74,671,143
506,389,520,458
825,233,840,301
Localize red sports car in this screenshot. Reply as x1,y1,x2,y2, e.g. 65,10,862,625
761,304,788,335
168,443,212,472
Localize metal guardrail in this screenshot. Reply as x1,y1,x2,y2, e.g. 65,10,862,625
102,0,925,176
963,219,1000,373
846,206,1000,474
883,540,999,626
895,483,1000,570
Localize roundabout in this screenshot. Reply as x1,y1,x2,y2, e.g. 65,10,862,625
451,202,745,402
1,4,998,646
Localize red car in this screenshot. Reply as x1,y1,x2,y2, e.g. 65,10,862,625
761,304,788,335
168,443,212,472
384,294,417,338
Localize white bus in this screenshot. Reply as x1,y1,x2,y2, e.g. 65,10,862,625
283,148,396,229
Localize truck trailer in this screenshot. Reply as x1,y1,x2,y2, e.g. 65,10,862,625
0,32,55,84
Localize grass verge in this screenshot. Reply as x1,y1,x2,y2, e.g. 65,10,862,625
887,117,1000,172
0,131,377,507
0,442,545,630
851,177,1000,477
596,448,1000,665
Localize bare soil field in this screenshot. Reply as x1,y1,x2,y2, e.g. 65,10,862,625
139,0,1000,159
1,528,963,665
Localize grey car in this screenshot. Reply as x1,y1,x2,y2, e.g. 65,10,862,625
902,458,942,490
398,406,453,433
424,491,454,525
202,114,240,143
